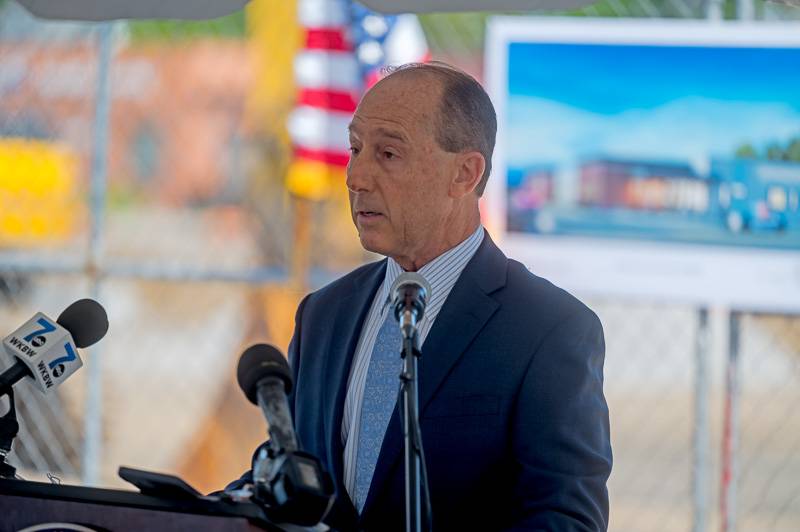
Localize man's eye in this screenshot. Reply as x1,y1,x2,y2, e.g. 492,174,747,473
349,146,360,155
383,151,396,160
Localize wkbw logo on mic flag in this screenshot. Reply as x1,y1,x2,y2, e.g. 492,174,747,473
2,312,83,394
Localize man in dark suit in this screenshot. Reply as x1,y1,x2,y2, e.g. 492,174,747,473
235,62,611,531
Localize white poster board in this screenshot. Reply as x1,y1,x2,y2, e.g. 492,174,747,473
484,18,800,313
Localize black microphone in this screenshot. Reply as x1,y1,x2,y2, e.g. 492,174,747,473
236,343,334,526
237,343,297,452
391,272,432,340
0,299,109,394
56,299,109,348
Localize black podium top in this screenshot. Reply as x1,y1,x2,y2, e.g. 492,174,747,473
0,477,279,531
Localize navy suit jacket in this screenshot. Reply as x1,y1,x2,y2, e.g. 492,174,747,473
241,233,612,531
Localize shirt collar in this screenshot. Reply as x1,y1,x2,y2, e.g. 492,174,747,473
379,225,485,316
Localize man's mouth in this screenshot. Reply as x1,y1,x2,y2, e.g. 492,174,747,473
357,210,383,218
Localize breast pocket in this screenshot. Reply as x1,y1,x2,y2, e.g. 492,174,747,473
421,394,506,453
423,394,501,419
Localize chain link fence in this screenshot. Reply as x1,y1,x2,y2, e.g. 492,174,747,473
735,314,800,531
1,0,799,529
590,300,698,532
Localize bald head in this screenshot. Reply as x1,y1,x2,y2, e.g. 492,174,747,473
377,63,497,196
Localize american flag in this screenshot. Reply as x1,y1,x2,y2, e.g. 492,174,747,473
286,0,429,200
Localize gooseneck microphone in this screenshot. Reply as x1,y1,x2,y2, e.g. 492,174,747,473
237,344,298,453
391,272,432,341
0,298,109,394
390,273,433,532
236,343,334,526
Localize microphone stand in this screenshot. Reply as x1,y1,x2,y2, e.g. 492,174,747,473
399,330,422,532
0,387,19,479
392,274,433,532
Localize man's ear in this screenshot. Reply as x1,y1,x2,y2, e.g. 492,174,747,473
450,151,486,198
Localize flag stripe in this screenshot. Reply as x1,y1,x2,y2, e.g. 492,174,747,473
305,28,351,52
294,146,351,168
288,106,352,152
298,0,350,28
295,50,361,92
298,88,358,113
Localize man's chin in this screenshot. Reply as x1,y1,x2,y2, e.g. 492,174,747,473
357,232,391,257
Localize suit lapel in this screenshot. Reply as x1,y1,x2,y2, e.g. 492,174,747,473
322,260,386,514
360,233,508,520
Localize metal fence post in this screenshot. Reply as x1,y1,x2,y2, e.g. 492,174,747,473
693,307,711,532
706,0,725,21
81,22,113,487
737,0,755,20
720,311,741,532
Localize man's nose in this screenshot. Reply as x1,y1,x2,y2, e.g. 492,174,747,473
346,153,374,194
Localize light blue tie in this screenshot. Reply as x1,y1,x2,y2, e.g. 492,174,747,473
354,308,403,512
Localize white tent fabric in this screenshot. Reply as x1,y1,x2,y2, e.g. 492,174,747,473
16,0,596,21
360,0,594,12
16,0,251,21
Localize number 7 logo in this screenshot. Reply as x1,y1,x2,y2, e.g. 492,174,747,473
49,343,77,378
24,318,57,343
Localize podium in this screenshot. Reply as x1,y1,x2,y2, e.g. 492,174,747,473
0,477,280,531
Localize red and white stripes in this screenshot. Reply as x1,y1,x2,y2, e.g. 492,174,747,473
287,0,358,200
286,1,429,200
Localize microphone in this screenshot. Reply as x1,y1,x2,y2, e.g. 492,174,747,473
0,299,109,394
236,343,334,526
391,272,432,341
237,343,297,452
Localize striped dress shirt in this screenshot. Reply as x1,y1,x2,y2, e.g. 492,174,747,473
341,224,485,507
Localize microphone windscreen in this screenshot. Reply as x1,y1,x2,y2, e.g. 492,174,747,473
237,343,293,405
391,272,432,302
57,299,109,348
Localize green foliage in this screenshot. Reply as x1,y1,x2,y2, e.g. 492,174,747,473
735,144,758,158
418,13,492,55
126,10,246,44
570,0,702,19
787,138,800,161
767,142,785,160
417,0,781,56
736,137,800,162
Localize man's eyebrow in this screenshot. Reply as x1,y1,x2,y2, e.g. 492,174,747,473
346,124,408,143
375,127,408,143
